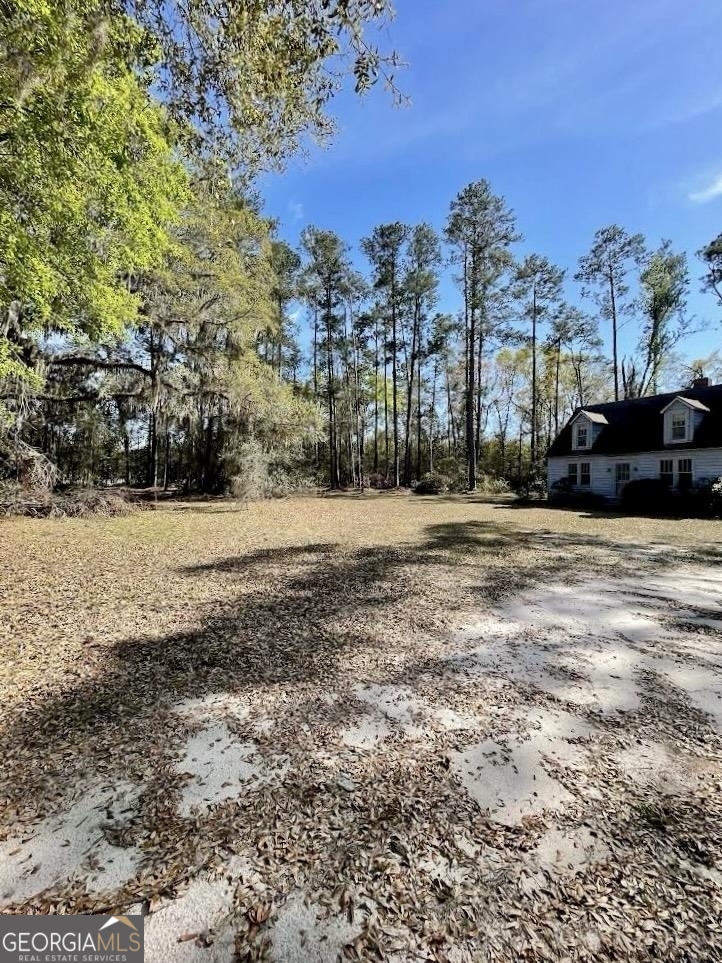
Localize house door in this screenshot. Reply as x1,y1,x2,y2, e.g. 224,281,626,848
615,462,630,495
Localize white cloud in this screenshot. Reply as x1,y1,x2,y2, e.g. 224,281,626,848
689,174,722,204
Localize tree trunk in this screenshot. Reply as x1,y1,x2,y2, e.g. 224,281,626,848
445,360,456,453
163,427,170,490
354,331,364,489
416,358,422,479
608,264,619,401
498,406,507,479
325,286,338,489
147,410,157,488
466,253,477,491
391,263,400,488
123,430,130,487
403,303,419,485
373,316,379,474
383,325,389,480
530,285,537,474
429,358,438,473
554,337,561,436
475,312,484,475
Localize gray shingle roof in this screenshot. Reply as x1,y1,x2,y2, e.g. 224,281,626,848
548,385,722,457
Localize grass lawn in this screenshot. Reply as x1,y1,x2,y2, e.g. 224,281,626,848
1,493,721,961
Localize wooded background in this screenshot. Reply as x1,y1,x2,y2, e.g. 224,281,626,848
2,1,722,497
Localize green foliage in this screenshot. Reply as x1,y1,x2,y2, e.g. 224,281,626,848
698,233,722,310
548,476,605,509
624,241,689,397
619,476,722,519
126,0,402,166
444,180,519,490
513,255,565,321
475,473,510,495
413,471,449,495
0,0,188,382
575,224,646,400
445,180,519,291
0,0,402,493
575,225,646,311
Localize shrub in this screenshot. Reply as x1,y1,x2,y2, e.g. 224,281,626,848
368,472,393,490
228,440,272,500
621,478,670,515
618,476,722,519
517,473,548,500
433,456,467,492
268,465,317,498
476,473,510,495
710,476,722,518
689,476,722,518
227,440,315,500
413,471,450,495
226,438,317,501
548,476,606,510
548,477,573,502
57,490,139,517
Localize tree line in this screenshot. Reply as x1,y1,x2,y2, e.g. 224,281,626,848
295,197,720,493
2,2,722,496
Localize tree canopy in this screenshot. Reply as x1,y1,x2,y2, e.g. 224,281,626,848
1,4,720,499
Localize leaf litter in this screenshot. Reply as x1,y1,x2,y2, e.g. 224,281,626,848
0,494,721,960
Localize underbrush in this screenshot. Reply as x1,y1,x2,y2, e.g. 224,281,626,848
413,467,510,495
0,485,139,518
227,440,316,500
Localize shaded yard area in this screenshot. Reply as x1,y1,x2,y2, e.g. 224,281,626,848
1,493,721,961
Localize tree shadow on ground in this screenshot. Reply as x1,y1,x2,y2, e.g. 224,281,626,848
495,500,631,520
0,519,685,821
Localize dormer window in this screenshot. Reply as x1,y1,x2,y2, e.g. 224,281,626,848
573,422,589,449
570,410,606,449
671,413,687,441
662,396,708,446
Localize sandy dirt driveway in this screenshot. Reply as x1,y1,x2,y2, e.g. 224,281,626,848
0,495,721,961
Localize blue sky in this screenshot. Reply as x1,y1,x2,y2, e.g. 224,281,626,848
260,0,722,368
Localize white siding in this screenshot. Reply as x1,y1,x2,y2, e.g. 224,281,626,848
548,447,722,499
634,448,722,484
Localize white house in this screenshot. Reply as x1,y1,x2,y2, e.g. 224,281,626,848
547,379,722,500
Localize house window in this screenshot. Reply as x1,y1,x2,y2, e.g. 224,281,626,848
678,458,693,491
671,412,687,442
580,462,591,487
568,463,578,486
574,423,589,449
660,459,674,488
615,462,630,495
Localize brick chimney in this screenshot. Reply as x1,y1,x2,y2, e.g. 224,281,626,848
693,376,710,388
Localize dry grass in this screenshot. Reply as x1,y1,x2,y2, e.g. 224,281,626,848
1,493,721,960
1,492,718,698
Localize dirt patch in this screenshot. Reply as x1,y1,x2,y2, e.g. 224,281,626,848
176,722,286,816
0,782,140,906
268,892,360,963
